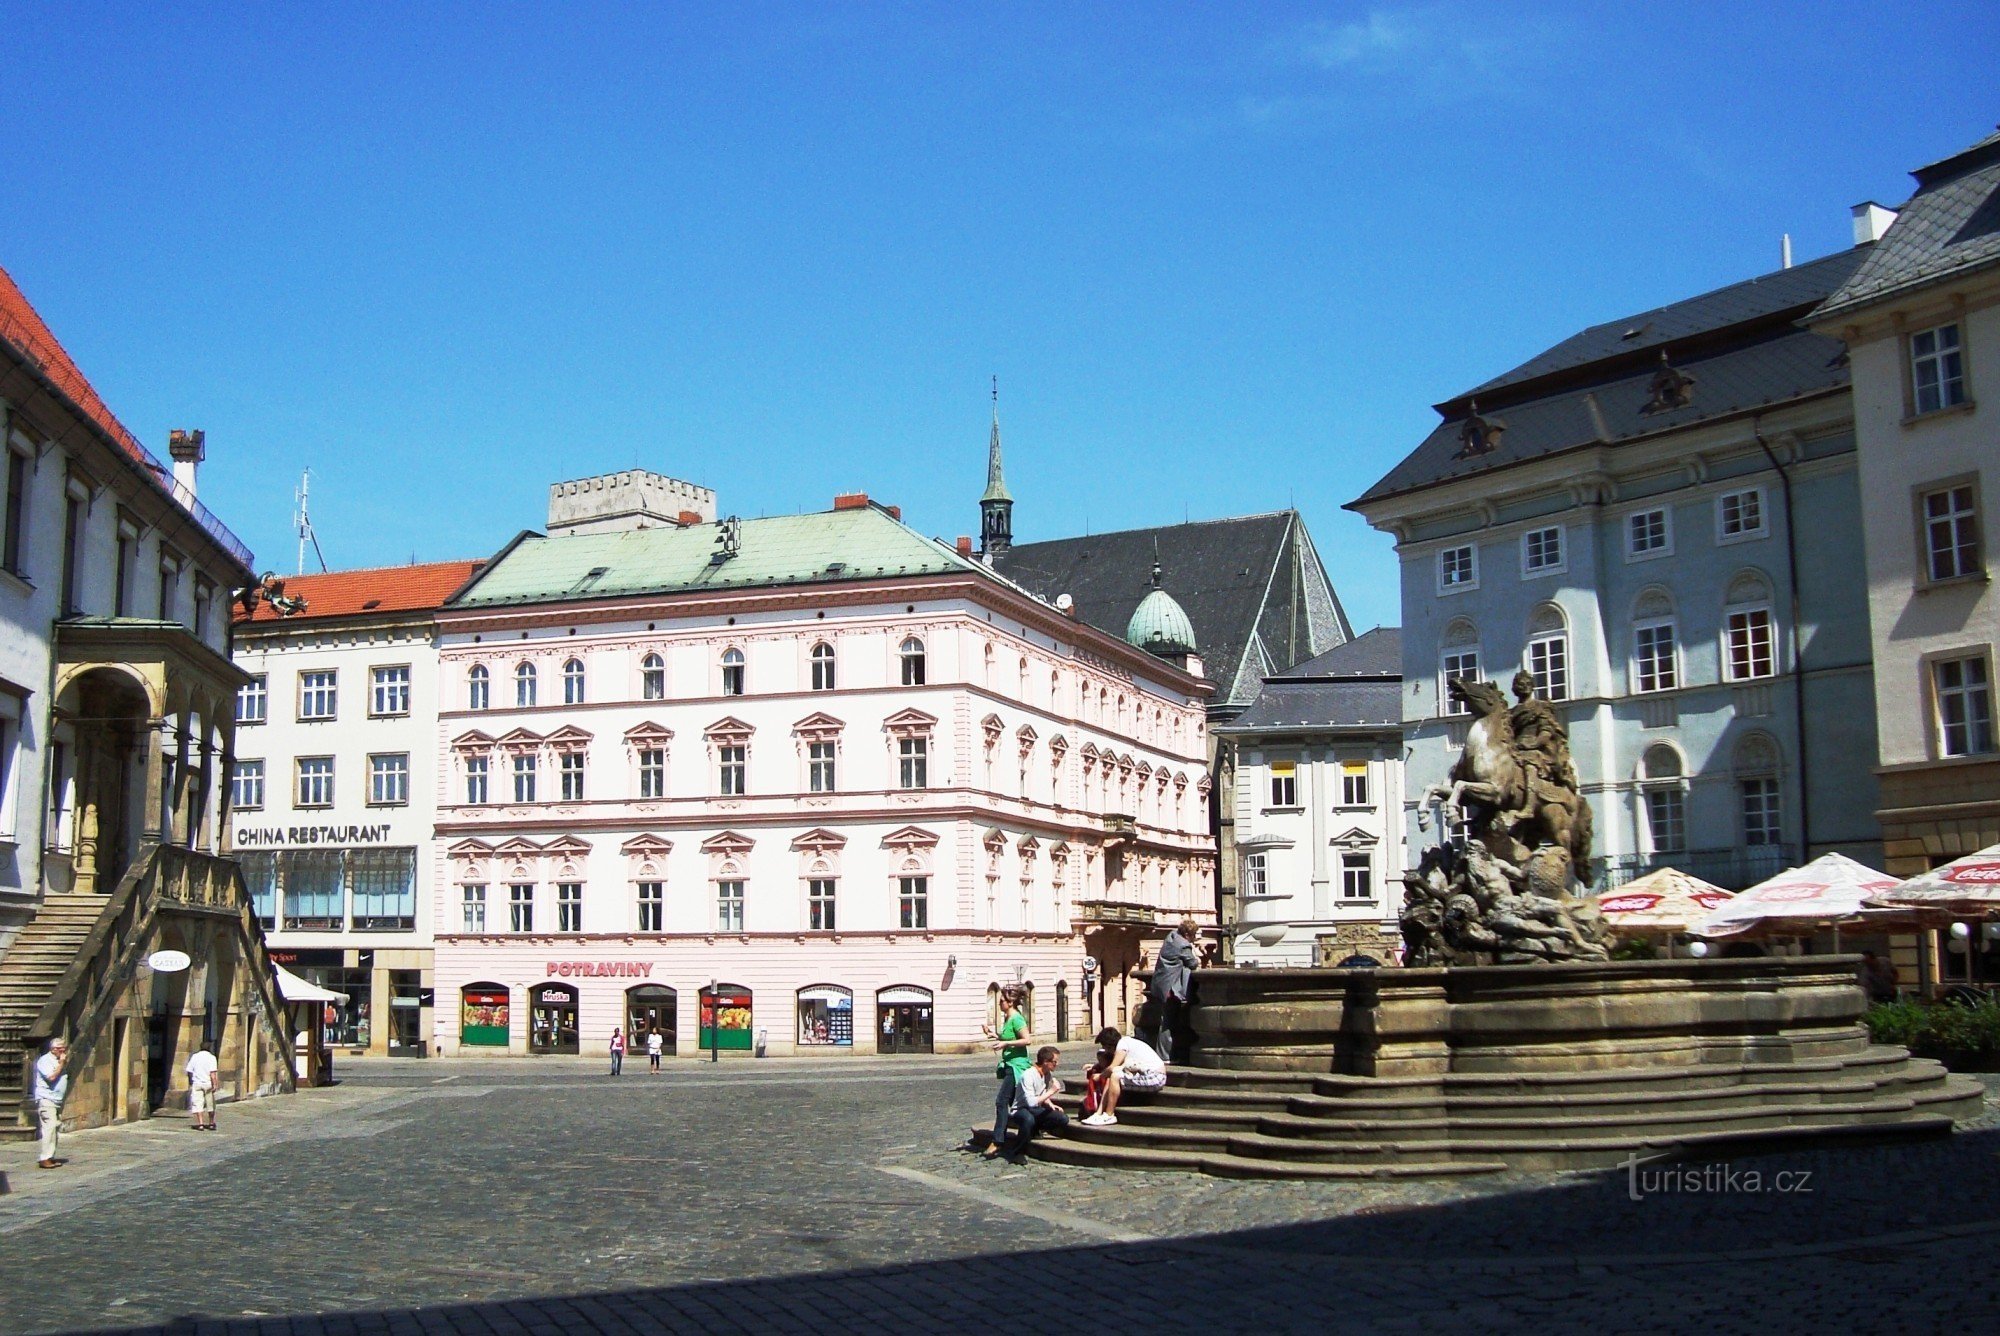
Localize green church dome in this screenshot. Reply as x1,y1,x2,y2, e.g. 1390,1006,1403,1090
1127,583,1197,657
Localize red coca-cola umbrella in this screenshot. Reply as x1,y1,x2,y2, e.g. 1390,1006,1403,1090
1865,844,2000,917
1595,867,1734,936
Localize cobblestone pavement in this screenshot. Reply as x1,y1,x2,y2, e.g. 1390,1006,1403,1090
2,1061,1997,1335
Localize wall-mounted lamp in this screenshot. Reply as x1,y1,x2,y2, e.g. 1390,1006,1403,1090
946,955,958,970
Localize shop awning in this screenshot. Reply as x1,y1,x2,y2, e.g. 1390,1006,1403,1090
1865,844,2000,917
273,963,346,1004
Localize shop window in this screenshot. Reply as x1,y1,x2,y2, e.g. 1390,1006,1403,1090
529,983,579,1055
699,984,753,1051
876,985,934,1054
240,851,277,928
461,984,511,1047
797,984,853,1047
352,848,416,930
284,850,344,930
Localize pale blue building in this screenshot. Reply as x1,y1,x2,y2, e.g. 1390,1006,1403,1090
1349,245,1886,888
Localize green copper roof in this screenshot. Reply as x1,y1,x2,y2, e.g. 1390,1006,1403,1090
1126,586,1197,656
454,506,980,607
981,415,1011,504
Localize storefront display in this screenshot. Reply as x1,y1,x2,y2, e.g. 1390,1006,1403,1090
461,985,511,1047
626,984,677,1054
796,985,853,1047
876,985,934,1054
529,983,580,1055
698,985,753,1051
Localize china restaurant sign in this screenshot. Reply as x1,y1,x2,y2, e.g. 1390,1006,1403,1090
545,961,656,978
236,824,394,847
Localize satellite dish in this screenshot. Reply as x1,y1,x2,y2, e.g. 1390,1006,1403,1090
1055,593,1074,612
1238,924,1288,947
147,949,192,973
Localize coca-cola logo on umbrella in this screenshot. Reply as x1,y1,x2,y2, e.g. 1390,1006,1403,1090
1599,894,1661,914
1943,863,2000,884
1690,892,1729,908
1755,884,1829,902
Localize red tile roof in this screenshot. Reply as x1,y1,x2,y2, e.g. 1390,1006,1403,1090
235,559,485,624
0,263,160,477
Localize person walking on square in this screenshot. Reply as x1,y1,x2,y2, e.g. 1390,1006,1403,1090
185,1041,219,1132
980,985,1033,1159
609,1027,626,1076
1003,1045,1070,1160
646,1026,664,1073
33,1038,69,1168
1147,918,1200,1065
1081,1026,1166,1126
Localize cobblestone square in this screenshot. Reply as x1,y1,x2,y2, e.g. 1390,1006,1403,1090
3,1060,1998,1334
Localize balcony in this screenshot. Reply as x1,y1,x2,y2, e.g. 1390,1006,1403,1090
1593,845,1789,893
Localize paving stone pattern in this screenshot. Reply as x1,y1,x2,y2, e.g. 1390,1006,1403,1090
2,1060,1997,1335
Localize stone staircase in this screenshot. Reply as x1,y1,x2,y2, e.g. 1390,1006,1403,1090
1034,1049,1987,1178
0,895,112,1138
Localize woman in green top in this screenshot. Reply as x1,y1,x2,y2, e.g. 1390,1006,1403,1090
982,985,1033,1159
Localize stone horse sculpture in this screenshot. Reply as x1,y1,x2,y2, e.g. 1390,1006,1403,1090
1407,673,1609,965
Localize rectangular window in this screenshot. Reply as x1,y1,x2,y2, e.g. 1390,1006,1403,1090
1522,526,1564,574
465,755,489,805
1741,778,1781,847
368,753,409,806
1441,650,1480,715
1634,622,1678,693
59,491,82,616
298,670,338,721
236,675,268,724
1,449,27,576
1439,544,1477,591
808,740,837,793
509,884,534,933
462,884,487,933
637,881,664,932
808,878,837,931
1340,852,1372,901
284,849,345,930
1244,852,1268,898
1646,788,1686,854
716,880,745,932
1911,323,1966,415
898,737,929,789
296,756,335,807
351,848,416,930
717,744,746,796
157,556,180,622
1718,488,1766,541
559,751,585,801
1268,761,1297,807
1627,507,1670,559
1527,634,1569,702
231,760,265,811
1726,608,1775,681
193,577,213,639
898,876,928,929
638,747,666,799
240,851,277,928
370,665,411,717
512,752,537,803
1341,763,1369,807
1922,483,1982,583
1935,656,1996,758
114,518,137,616
557,882,582,932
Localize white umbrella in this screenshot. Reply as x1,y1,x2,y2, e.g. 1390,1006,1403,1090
272,963,346,1004
1691,852,1904,939
1865,843,2000,916
1596,867,1734,935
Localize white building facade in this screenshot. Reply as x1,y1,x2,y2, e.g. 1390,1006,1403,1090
431,488,1215,1057
230,560,480,1056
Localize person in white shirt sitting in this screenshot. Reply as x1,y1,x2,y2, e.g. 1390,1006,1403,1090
1081,1027,1165,1126
1003,1046,1069,1160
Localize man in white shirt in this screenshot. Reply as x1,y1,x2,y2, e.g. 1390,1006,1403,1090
1081,1027,1165,1126
32,1038,69,1168
185,1043,220,1131
1003,1046,1069,1159
646,1028,664,1073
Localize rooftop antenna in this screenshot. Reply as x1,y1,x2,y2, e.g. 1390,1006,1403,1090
295,469,328,574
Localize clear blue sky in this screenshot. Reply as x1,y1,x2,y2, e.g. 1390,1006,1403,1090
5,3,1995,633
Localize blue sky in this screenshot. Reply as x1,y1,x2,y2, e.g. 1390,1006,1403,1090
4,3,1996,634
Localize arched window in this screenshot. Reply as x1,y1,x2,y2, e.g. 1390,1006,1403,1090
468,664,490,712
1733,733,1783,848
1723,571,1776,682
514,662,537,708
721,647,745,697
1639,744,1686,855
641,653,666,701
810,642,836,692
899,637,926,686
1525,603,1569,701
563,658,586,705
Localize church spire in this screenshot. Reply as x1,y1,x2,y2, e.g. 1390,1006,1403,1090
979,375,1013,556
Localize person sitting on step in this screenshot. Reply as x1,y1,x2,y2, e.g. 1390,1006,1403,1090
1080,1026,1165,1126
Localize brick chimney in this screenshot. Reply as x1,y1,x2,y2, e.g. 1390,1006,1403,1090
955,536,973,558
168,429,205,499
833,492,869,511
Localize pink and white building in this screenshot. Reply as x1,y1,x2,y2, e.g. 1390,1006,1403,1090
430,476,1214,1056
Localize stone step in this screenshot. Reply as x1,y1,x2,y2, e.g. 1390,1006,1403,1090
1027,1136,1510,1179
1067,1121,1237,1153
1252,1094,1930,1146
1165,1067,1320,1094
1279,1076,1922,1123
1304,1046,1921,1102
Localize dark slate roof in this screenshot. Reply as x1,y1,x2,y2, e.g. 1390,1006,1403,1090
1278,626,1400,678
1219,680,1403,733
992,512,1349,709
1351,248,1866,508
1816,129,2000,320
